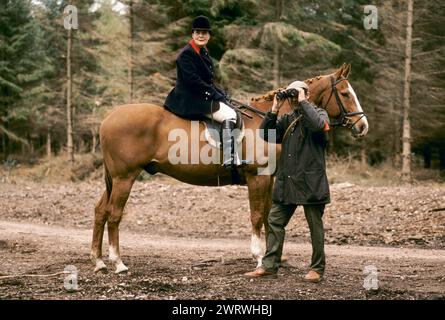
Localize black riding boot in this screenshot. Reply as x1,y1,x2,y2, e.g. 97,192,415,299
221,119,236,169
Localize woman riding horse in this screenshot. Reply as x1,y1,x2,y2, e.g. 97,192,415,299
164,15,240,169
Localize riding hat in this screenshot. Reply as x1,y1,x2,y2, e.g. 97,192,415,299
192,15,211,31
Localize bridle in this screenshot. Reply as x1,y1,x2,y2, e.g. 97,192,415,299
322,76,366,128
228,76,366,128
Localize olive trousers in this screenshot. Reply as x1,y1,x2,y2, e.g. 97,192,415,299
261,202,326,275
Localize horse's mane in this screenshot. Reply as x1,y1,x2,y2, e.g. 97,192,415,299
250,76,324,102
250,88,285,102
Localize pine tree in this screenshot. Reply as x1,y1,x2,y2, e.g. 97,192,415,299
0,0,49,157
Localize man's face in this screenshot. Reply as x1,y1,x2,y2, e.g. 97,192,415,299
192,30,210,47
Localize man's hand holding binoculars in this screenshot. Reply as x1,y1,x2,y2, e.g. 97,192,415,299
271,88,308,114
296,88,308,103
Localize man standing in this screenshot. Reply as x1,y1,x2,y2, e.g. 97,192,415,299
244,81,330,282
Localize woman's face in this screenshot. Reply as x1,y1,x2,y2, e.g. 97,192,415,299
192,30,210,48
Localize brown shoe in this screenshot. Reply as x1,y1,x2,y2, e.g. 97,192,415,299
303,270,323,283
244,267,276,278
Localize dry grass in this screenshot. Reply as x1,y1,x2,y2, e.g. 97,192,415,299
1,153,443,186
327,154,444,186
0,153,103,184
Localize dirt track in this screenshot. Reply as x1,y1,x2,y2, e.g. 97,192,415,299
0,178,444,299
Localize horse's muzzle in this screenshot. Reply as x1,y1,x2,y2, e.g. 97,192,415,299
352,116,369,137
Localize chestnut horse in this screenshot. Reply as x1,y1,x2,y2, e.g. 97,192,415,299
91,63,369,273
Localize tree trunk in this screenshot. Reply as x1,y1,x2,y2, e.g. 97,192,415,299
66,28,74,164
2,133,6,160
47,126,52,159
273,0,282,88
28,136,34,155
78,139,86,153
91,134,97,154
128,0,134,103
390,101,401,168
91,102,97,154
273,43,281,88
21,139,26,155
423,144,431,168
276,0,284,19
401,0,413,182
2,120,9,160
439,146,445,173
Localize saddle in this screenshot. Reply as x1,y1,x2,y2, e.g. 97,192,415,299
165,102,245,150
202,109,245,149
163,102,248,184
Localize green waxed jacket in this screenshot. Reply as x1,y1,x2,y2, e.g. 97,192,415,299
260,100,331,205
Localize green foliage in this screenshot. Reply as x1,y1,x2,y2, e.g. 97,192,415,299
0,0,48,141
0,1,38,101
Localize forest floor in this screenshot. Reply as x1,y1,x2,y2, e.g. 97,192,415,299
0,175,444,300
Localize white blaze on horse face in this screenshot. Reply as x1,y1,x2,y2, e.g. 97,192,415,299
347,83,369,136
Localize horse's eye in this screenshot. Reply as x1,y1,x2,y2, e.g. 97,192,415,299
341,92,349,98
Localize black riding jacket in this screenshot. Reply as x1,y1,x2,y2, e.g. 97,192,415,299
164,40,225,117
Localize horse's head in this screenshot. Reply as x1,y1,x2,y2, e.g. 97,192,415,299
306,63,369,137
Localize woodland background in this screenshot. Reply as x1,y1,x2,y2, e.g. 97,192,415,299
1,0,444,181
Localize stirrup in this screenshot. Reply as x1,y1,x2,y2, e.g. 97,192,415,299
238,159,251,166
221,159,250,169
221,159,234,170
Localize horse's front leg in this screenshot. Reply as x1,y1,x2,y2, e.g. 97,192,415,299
246,174,273,268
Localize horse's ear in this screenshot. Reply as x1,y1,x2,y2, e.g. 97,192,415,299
334,63,346,79
342,63,351,78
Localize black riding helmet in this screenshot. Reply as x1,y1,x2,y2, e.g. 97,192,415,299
192,15,212,34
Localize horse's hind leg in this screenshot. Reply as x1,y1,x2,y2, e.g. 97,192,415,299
91,191,109,272
107,175,137,273
246,175,273,268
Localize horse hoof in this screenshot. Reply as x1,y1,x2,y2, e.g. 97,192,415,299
115,262,129,274
94,260,107,273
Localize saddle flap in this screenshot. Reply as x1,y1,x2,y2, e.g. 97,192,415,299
202,111,245,149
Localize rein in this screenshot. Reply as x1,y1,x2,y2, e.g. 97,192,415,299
227,98,266,118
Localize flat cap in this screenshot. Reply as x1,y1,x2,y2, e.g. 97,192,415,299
286,80,309,91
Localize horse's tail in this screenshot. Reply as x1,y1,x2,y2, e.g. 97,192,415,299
104,162,112,201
